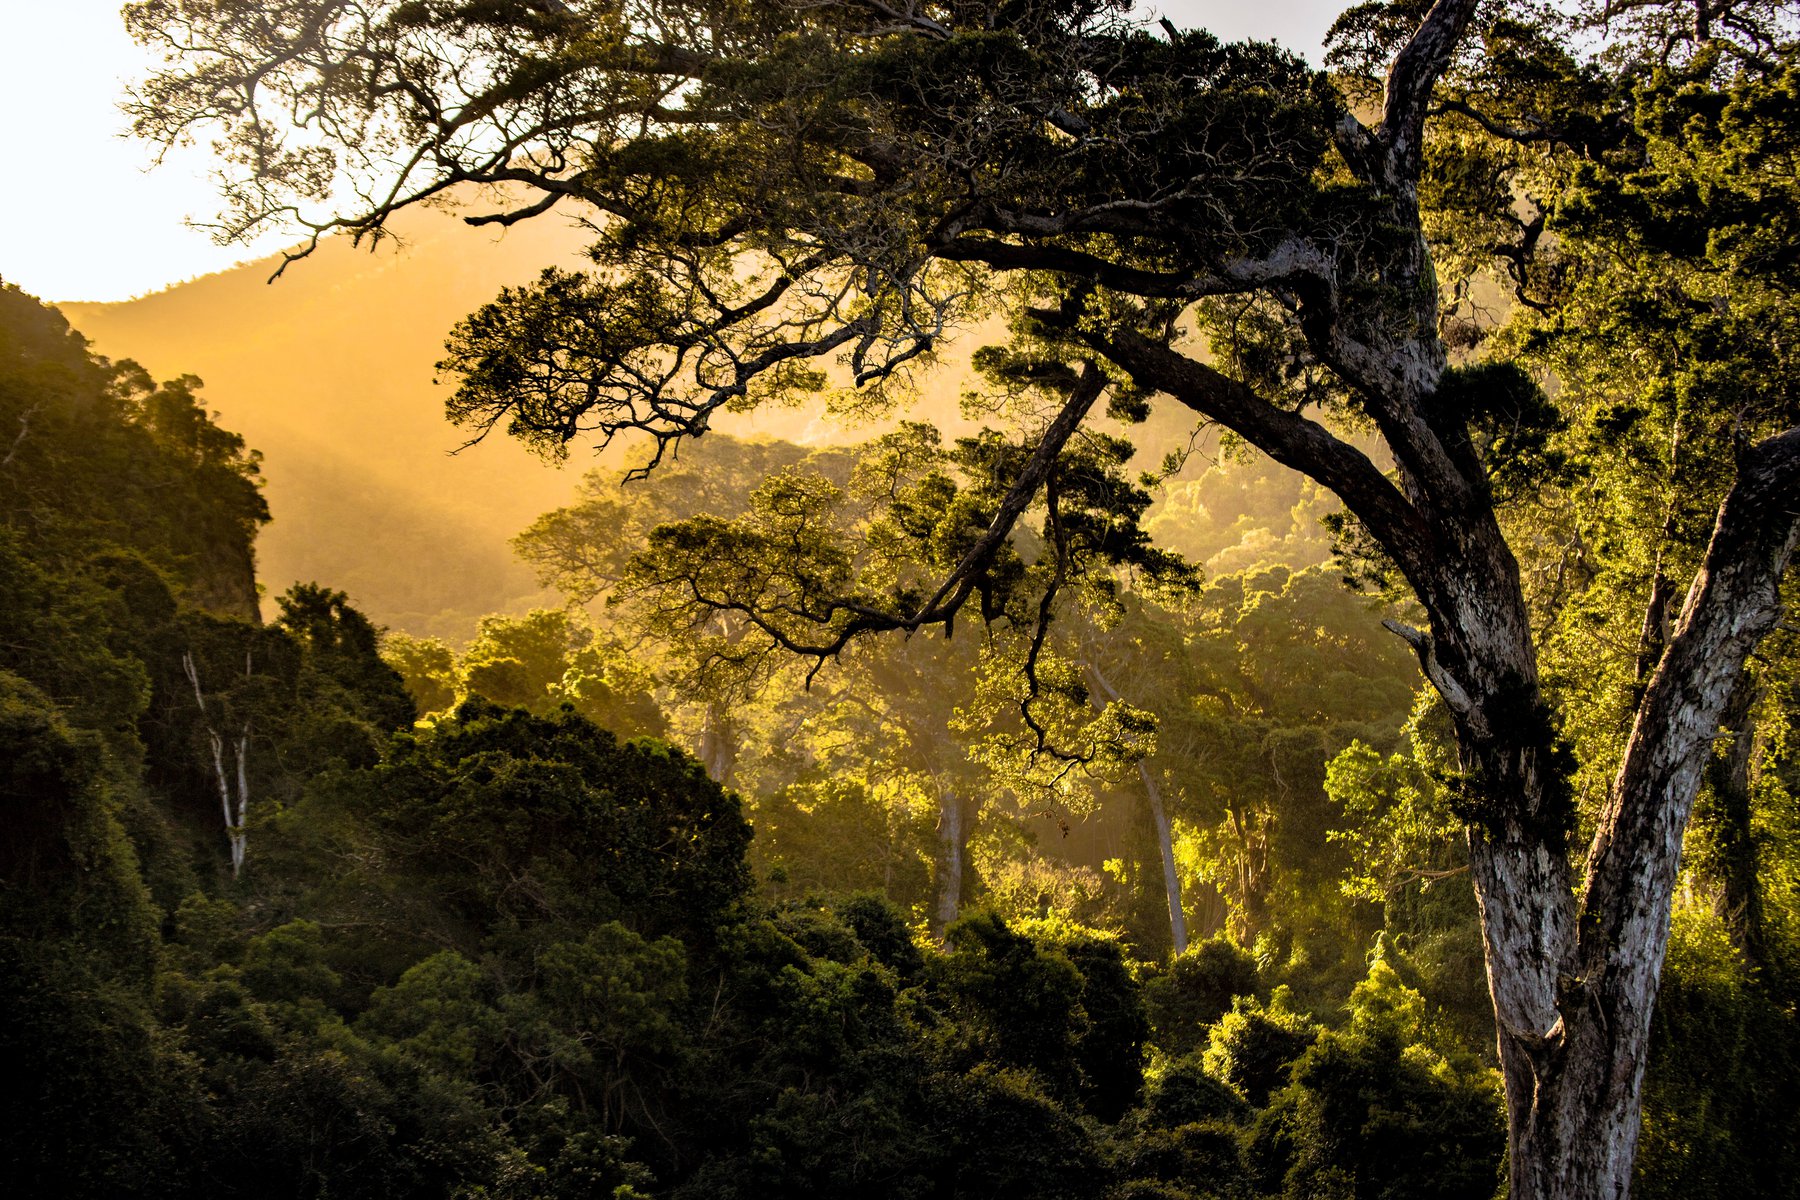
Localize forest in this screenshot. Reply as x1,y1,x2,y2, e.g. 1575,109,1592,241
4,1,1800,1198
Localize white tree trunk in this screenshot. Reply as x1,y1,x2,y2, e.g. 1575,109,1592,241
1085,661,1188,954
935,786,966,937
183,649,252,878
1139,761,1189,955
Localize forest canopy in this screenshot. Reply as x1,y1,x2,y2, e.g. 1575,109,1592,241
2,1,1797,1198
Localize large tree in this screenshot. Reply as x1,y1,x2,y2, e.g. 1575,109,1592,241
130,1,1800,1195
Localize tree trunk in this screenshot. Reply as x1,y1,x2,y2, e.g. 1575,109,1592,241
1085,661,1189,954
1139,761,1189,955
933,786,969,937
182,648,252,878
1226,804,1271,944
697,699,736,786
1442,429,1800,1200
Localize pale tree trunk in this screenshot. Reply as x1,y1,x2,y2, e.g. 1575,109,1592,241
933,786,969,937
183,648,253,878
1405,430,1800,1200
1085,661,1188,954
1140,764,1188,955
1226,805,1272,945
697,699,736,786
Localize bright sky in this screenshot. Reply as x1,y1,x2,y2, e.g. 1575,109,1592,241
0,1,1346,303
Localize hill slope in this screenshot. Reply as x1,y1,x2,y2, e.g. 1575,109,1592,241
61,208,603,639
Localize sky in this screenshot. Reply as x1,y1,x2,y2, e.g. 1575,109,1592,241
0,1,1347,304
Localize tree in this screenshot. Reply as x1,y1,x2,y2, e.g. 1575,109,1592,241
130,3,1800,1195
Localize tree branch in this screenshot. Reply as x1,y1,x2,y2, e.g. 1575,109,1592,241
1582,425,1800,961
1082,327,1433,585
935,234,1330,300
1379,0,1483,188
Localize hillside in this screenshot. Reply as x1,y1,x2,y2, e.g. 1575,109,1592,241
61,207,592,639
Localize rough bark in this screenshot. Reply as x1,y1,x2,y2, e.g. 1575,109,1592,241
1456,428,1798,1200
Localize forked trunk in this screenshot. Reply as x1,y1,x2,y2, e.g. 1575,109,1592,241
1451,429,1800,1200
1470,809,1646,1200
183,648,253,878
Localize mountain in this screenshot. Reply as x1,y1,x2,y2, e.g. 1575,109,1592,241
60,207,602,639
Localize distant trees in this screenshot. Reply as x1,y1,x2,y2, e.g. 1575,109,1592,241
125,2,1800,1195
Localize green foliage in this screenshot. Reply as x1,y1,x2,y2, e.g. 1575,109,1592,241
357,951,500,1077
1058,930,1154,1122
456,608,667,739
1244,956,1503,1200
1148,565,1413,976
1246,1028,1502,1200
345,701,751,946
1327,738,1447,905
0,673,196,1196
932,1066,1109,1200
0,283,266,618
1202,992,1319,1109
21,5,1800,1191
754,778,936,917
1140,1054,1253,1131
276,584,416,731
933,910,1091,1104
1426,362,1568,501
1143,936,1264,1057
1635,908,1800,1199
381,632,457,716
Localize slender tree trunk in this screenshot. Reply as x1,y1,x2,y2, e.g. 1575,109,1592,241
1085,661,1189,954
182,648,252,878
934,787,969,937
1139,762,1189,955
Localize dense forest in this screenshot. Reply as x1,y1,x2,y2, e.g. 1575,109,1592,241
6,0,1800,1197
